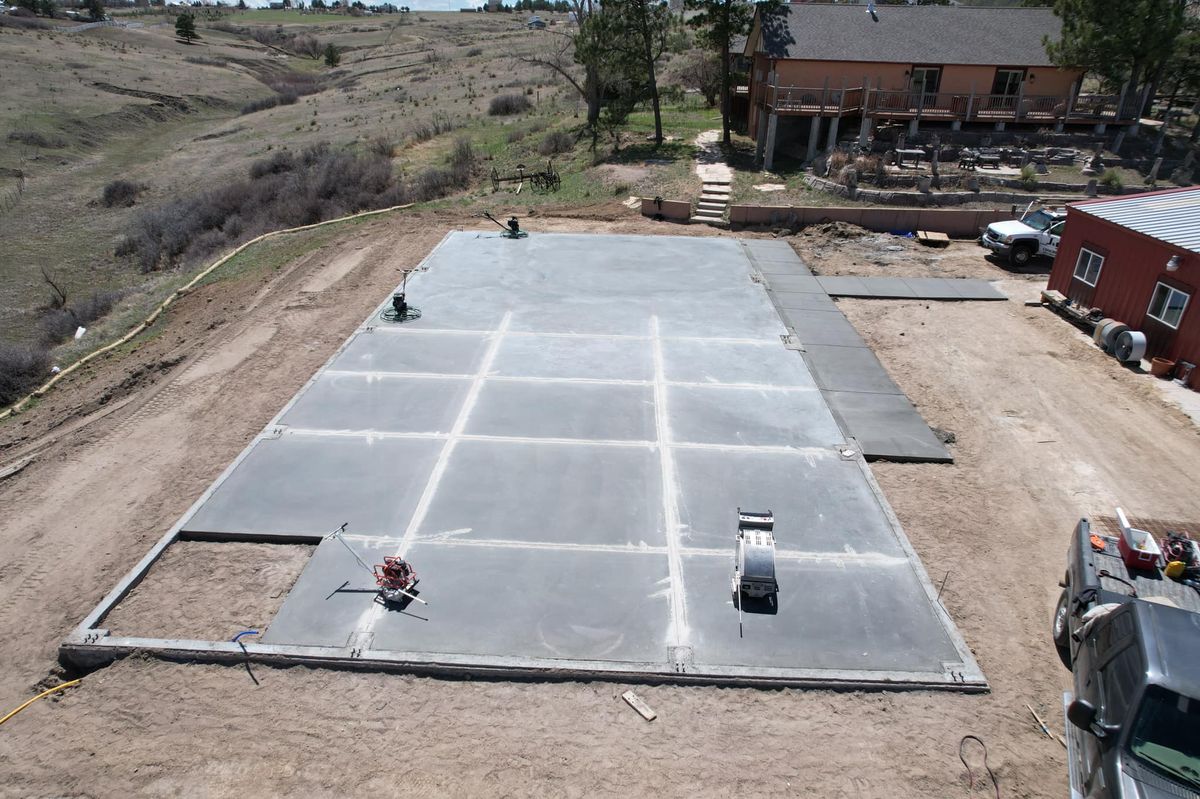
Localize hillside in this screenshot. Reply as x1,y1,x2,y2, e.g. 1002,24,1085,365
0,8,709,401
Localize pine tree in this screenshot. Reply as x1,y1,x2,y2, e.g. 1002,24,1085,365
324,43,341,67
175,11,199,43
1046,0,1187,117
685,0,780,145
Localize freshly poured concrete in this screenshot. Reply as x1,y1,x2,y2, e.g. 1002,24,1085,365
743,242,954,463
106,232,983,687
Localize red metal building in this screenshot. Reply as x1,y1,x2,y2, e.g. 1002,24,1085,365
1048,187,1200,374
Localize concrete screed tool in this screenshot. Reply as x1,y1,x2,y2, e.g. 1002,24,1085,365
732,509,778,636
733,508,779,600
326,524,427,606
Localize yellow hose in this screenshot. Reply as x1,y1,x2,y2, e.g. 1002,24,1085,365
0,679,81,727
0,202,413,421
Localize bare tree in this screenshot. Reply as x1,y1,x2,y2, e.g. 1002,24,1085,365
40,267,67,310
518,0,602,133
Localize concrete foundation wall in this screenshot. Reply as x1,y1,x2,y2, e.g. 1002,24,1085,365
640,198,692,222
730,205,1012,237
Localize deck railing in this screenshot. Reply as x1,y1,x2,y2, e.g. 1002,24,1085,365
759,84,1137,124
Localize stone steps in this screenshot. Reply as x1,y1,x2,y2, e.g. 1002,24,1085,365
693,179,731,226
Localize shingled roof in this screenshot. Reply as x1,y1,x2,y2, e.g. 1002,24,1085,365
753,3,1062,67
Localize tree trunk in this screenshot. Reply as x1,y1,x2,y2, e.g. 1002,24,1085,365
1142,63,1165,118
719,6,731,145
639,1,663,144
1124,61,1143,120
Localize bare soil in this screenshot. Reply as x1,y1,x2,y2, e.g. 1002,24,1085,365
790,225,1052,281
2,215,1199,796
101,541,313,641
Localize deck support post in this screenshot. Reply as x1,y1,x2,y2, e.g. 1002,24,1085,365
826,115,840,152
755,108,768,167
857,78,872,147
764,112,779,172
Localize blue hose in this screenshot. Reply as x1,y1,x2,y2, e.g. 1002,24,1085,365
231,630,259,644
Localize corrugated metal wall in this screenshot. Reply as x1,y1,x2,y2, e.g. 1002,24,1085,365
1049,209,1200,367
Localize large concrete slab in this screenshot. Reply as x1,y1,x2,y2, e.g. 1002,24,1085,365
336,330,489,375
465,381,656,442
825,391,953,464
491,334,653,382
370,543,673,662
82,232,981,689
667,384,842,448
763,274,824,294
416,439,665,547
772,291,840,313
660,338,817,388
672,448,905,555
279,373,469,434
681,555,964,673
784,308,867,348
181,433,445,538
803,344,905,395
815,276,1007,301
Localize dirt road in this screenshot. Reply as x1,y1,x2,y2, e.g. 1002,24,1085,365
2,218,1198,797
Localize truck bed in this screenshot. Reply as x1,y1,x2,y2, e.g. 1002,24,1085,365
1084,517,1200,614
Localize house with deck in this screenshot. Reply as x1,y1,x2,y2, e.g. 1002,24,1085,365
744,3,1140,169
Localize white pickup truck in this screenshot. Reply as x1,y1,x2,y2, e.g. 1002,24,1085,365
979,208,1067,267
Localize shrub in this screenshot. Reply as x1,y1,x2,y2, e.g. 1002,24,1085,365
1018,164,1038,189
0,13,50,28
184,55,226,66
102,179,146,208
249,150,296,179
669,49,720,107
488,93,532,116
268,73,322,97
293,34,322,60
537,129,573,156
659,84,685,106
0,344,51,407
466,46,482,56
448,137,475,182
827,151,849,174
120,142,474,273
7,130,66,149
1100,170,1123,190
38,290,121,345
506,127,528,144
408,113,457,143
241,95,280,115
367,136,395,158
853,155,881,177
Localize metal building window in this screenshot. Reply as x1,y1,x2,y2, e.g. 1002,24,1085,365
1147,282,1190,329
1073,248,1104,287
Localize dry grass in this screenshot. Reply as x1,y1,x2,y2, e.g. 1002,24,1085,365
0,9,717,365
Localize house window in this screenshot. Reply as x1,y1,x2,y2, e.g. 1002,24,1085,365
1146,282,1190,329
991,69,1025,97
910,66,941,96
1073,248,1104,287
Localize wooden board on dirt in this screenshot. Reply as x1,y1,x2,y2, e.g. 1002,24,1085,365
621,690,656,721
917,230,950,247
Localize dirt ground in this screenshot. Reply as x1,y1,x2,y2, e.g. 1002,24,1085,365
2,215,1200,797
101,542,313,641
791,223,1052,281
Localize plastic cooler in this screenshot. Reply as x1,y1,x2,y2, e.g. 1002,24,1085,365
1118,526,1162,570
